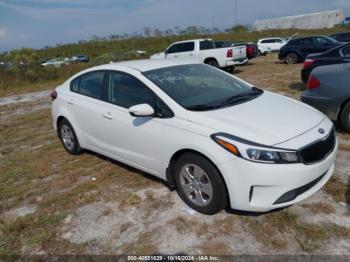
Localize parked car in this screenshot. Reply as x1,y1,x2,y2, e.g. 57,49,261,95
51,59,337,215
301,63,350,132
257,38,287,53
214,41,257,62
150,39,247,72
279,36,341,64
257,45,271,56
330,31,350,42
71,55,89,63
301,43,350,83
41,58,65,68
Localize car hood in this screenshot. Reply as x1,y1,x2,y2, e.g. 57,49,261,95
187,91,325,146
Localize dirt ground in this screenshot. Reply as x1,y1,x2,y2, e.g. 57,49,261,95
0,54,349,256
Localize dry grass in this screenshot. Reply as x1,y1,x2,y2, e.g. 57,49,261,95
323,176,348,203
302,202,335,214
338,143,350,152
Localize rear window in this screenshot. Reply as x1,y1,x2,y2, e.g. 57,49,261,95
200,40,215,50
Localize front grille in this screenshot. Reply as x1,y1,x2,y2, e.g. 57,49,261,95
299,129,335,165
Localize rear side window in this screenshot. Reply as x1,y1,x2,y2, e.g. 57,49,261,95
314,37,332,46
200,41,215,50
71,71,104,99
261,39,275,44
291,38,313,46
107,71,155,109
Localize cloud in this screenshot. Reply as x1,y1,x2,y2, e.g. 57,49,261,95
0,27,8,39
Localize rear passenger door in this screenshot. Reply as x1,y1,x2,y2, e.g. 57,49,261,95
68,70,111,149
166,42,195,59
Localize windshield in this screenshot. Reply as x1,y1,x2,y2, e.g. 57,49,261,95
143,64,263,111
323,36,338,43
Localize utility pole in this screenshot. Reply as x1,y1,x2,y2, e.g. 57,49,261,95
234,0,238,26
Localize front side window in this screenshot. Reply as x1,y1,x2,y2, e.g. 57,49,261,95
71,71,104,99
107,71,155,109
167,44,182,54
143,64,262,111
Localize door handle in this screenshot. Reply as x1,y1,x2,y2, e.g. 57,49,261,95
189,54,194,56
102,113,113,120
67,101,74,105
174,55,178,58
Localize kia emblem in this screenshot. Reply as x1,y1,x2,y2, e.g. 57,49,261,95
319,128,325,134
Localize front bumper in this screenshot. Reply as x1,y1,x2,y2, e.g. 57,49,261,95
217,139,337,212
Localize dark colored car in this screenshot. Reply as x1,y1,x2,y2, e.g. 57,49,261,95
301,63,350,132
301,43,350,83
279,36,341,64
330,31,350,42
214,41,258,59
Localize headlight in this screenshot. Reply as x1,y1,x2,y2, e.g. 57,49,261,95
212,133,300,164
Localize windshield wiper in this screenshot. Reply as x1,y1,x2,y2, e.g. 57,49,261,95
186,104,221,111
222,87,263,105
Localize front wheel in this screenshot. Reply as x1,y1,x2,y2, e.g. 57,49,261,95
174,153,228,215
340,101,350,133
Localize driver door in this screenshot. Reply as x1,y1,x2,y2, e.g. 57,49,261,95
98,71,170,176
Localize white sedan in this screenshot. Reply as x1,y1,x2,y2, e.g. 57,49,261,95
51,60,337,215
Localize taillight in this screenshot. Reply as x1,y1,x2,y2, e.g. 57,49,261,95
307,75,320,89
227,49,233,58
303,59,315,68
50,90,57,101
247,46,254,55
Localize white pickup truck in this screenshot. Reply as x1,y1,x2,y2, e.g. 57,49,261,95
150,39,247,72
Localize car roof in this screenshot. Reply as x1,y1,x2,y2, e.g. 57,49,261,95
259,37,283,40
91,59,200,72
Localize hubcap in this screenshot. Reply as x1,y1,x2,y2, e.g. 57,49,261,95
287,54,296,64
61,124,75,151
179,164,213,206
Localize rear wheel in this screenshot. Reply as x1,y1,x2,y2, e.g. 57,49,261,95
285,52,299,64
205,59,219,68
340,101,350,133
174,153,228,215
58,119,83,155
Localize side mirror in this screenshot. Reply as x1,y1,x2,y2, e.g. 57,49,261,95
165,49,169,54
129,104,155,117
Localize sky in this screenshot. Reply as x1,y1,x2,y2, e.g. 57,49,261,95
0,0,350,52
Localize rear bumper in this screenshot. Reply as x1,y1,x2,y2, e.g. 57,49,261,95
301,93,340,120
217,139,337,212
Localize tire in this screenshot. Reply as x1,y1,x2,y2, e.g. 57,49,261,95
285,52,299,64
257,50,262,57
58,119,83,155
340,101,350,133
226,66,235,74
205,59,219,68
173,153,228,215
